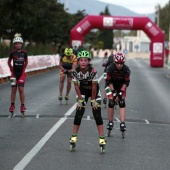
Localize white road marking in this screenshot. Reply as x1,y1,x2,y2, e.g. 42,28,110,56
36,114,39,118
13,103,76,170
145,119,150,124
87,116,91,120
13,74,104,170
115,117,120,122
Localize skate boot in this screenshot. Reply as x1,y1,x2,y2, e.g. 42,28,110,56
103,98,107,108
120,122,126,138
69,135,77,151
65,95,69,105
107,121,114,136
58,96,63,105
99,136,106,153
9,105,15,117
20,105,26,118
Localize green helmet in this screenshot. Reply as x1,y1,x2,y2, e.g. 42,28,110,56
77,50,91,60
64,48,73,56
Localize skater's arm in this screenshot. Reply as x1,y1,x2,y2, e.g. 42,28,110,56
91,81,97,100
59,61,65,71
74,83,83,100
23,58,28,72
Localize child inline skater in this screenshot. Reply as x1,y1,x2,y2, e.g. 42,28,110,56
105,51,131,137
69,50,106,153
58,47,77,104
8,37,28,117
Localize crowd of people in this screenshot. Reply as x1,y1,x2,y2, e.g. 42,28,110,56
8,36,132,152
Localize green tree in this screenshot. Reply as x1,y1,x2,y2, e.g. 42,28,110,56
155,1,170,41
98,6,114,49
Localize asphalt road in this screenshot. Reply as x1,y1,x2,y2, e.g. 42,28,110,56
0,57,170,170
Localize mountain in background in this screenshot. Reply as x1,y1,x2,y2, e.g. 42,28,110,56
59,0,155,21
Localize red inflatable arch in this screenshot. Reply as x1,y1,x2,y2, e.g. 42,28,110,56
70,15,164,67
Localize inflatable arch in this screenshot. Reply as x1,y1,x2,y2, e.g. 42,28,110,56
70,15,164,67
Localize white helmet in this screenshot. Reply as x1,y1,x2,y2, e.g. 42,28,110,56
13,37,23,44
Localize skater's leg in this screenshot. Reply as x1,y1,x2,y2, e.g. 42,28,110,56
70,107,85,148
119,107,126,122
92,107,105,136
119,99,126,132
92,107,106,148
18,85,26,113
72,107,85,134
59,73,66,97
108,107,114,122
9,86,17,113
65,76,72,98
119,99,126,122
11,86,17,104
18,85,25,105
106,99,115,133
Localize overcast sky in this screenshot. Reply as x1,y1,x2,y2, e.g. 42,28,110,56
97,0,169,14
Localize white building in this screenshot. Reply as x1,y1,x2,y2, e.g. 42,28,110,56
121,31,151,53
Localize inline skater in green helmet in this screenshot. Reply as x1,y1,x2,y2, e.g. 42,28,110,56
69,50,106,153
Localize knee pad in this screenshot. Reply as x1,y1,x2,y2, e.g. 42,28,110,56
18,83,24,87
119,99,126,108
108,99,115,108
92,108,103,125
74,108,85,125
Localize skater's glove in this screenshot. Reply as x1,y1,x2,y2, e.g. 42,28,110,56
76,100,86,110
91,100,99,110
112,90,117,99
103,72,107,79
64,70,68,74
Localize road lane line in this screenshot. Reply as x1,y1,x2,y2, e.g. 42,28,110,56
36,114,39,118
145,119,150,124
115,117,120,122
13,74,104,170
87,116,91,120
13,103,76,170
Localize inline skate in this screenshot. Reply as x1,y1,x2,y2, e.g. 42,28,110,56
120,122,126,138
65,96,69,105
99,137,106,153
20,105,26,118
107,121,114,137
58,96,63,105
103,98,107,108
69,135,78,151
9,105,15,117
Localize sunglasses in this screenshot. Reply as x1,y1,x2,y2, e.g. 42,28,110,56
115,62,124,65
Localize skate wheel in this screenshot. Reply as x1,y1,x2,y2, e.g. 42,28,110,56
9,112,14,118
108,130,111,137
122,132,125,138
100,146,105,153
21,112,24,118
70,144,75,152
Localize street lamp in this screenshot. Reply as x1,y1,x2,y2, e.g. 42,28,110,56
168,21,170,49
65,0,69,12
155,4,160,27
